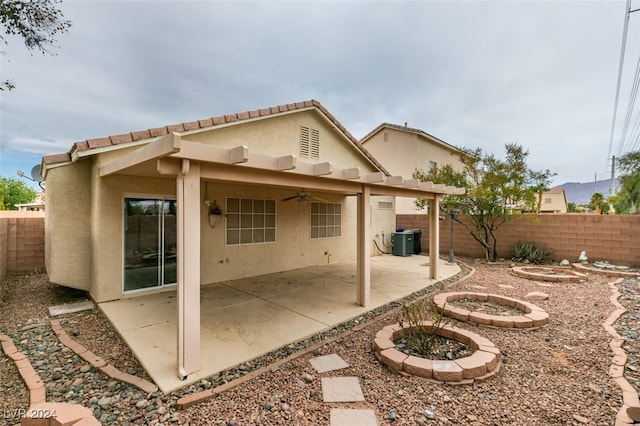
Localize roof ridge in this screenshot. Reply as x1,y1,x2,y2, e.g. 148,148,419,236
359,122,463,155
42,99,390,175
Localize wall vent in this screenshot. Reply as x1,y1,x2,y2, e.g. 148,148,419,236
300,126,319,159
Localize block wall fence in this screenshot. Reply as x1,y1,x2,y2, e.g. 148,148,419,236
0,213,638,283
397,213,640,266
0,215,45,283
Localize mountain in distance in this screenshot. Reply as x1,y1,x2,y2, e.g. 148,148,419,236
553,178,619,205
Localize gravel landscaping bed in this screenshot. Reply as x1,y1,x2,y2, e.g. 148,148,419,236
0,258,636,425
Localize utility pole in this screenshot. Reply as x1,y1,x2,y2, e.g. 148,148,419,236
610,156,616,196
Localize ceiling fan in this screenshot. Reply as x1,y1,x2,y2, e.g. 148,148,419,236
282,190,328,202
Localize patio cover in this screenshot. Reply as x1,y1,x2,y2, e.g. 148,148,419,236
99,132,465,380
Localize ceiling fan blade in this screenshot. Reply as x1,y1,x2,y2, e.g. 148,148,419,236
311,196,329,202
282,195,298,201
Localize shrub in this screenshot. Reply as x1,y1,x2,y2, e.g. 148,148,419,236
397,299,447,356
511,240,551,264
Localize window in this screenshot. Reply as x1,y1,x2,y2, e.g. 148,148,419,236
300,126,320,159
378,201,393,210
226,197,276,245
428,161,438,170
310,202,341,239
544,198,552,204
383,131,389,142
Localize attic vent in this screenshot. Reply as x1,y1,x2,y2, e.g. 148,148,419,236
300,126,320,159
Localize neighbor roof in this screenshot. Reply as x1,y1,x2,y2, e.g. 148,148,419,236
359,122,465,155
42,100,389,175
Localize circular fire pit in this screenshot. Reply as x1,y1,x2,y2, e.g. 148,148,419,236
374,322,501,384
433,292,549,328
511,266,588,282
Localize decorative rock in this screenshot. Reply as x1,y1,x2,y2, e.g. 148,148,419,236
560,259,570,266
579,251,588,262
302,373,314,383
572,414,589,423
525,291,549,301
79,364,91,373
424,410,436,419
389,409,397,421
97,396,112,407
265,402,275,410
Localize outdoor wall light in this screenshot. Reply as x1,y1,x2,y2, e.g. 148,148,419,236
204,199,223,228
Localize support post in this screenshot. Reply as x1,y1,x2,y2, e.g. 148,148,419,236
429,195,440,279
356,185,371,306
177,159,201,379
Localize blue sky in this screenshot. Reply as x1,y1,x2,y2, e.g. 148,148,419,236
0,0,634,188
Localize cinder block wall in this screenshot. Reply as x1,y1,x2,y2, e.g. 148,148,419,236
0,220,7,282
397,213,640,266
0,214,45,279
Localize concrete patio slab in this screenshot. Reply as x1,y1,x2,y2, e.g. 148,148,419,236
330,408,378,426
48,300,94,316
322,376,365,402
98,256,459,393
309,353,349,373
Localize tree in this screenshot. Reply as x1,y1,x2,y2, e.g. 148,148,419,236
615,151,640,214
589,192,605,214
0,177,36,209
0,0,71,91
413,143,555,262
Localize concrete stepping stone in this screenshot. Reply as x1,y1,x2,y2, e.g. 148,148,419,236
48,300,94,316
309,353,349,373
525,291,549,300
330,408,378,426
321,376,365,402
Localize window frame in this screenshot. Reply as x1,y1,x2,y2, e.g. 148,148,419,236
225,197,277,245
310,201,342,239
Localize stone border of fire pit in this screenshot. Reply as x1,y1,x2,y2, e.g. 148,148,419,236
373,322,501,384
433,292,549,329
511,266,588,282
572,263,640,278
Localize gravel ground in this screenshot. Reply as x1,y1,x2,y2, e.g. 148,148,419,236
0,259,637,425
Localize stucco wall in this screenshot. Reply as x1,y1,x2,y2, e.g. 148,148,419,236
45,160,92,290
397,213,640,265
362,127,464,215
186,110,369,170
45,109,395,303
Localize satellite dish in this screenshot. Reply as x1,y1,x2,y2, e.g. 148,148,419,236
30,165,43,183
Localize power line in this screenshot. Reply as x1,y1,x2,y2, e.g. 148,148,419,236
608,0,632,164
619,42,640,155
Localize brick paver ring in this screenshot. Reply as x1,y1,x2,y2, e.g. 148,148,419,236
374,323,501,384
433,292,549,328
511,266,588,282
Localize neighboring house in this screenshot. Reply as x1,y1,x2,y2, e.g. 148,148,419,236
16,192,45,212
538,188,568,213
42,100,462,378
359,123,467,215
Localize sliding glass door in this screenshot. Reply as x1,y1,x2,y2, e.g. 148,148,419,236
124,197,177,292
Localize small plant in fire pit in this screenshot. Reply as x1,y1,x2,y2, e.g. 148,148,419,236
396,299,473,360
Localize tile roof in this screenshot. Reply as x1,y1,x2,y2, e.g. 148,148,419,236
42,100,389,175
